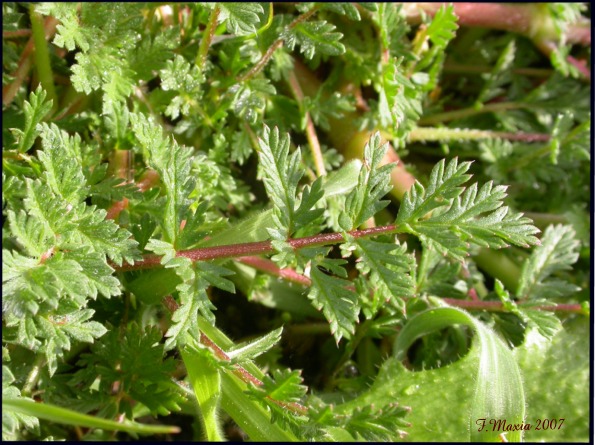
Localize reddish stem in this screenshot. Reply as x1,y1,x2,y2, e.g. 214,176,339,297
237,255,585,315
160,297,308,416
115,224,399,271
3,16,58,107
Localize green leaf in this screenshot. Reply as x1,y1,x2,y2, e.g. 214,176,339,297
378,58,423,132
3,398,180,435
219,370,300,441
425,4,458,49
250,368,308,406
2,365,39,440
285,20,345,60
72,203,140,266
76,322,183,416
6,209,54,257
514,317,589,441
219,3,264,36
9,86,53,153
320,3,361,21
163,258,234,349
341,132,393,229
349,236,416,314
38,3,91,51
227,327,283,363
130,113,196,246
257,125,323,239
341,404,410,441
180,343,224,441
37,123,87,205
308,264,359,342
397,158,540,260
517,224,580,299
393,305,525,442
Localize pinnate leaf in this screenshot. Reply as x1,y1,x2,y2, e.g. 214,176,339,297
517,224,580,299
397,158,540,260
308,263,359,342
10,86,53,153
219,3,264,35
285,20,345,60
341,132,393,230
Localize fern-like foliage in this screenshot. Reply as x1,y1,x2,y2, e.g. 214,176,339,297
425,4,459,49
284,20,346,60
257,125,324,239
130,113,197,247
308,258,359,342
2,364,39,440
9,86,53,153
517,224,581,300
348,236,416,316
74,323,185,417
396,158,541,260
340,132,393,230
2,121,139,375
218,3,265,35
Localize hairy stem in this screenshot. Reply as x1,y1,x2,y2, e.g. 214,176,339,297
238,255,586,315
21,354,45,397
286,70,326,176
237,5,321,83
29,5,57,112
418,102,528,126
195,5,220,69
115,224,398,271
403,3,591,46
409,127,550,143
443,63,552,77
3,16,58,107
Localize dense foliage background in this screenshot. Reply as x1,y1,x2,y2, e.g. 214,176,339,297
2,2,591,442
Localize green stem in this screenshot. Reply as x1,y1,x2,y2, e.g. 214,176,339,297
418,102,528,126
29,5,57,112
409,127,549,143
21,354,45,397
195,5,220,69
219,371,300,441
443,63,552,77
237,5,321,83
286,69,326,176
473,248,521,292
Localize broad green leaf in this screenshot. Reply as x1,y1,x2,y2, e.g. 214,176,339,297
393,305,525,442
515,318,589,441
180,343,224,441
